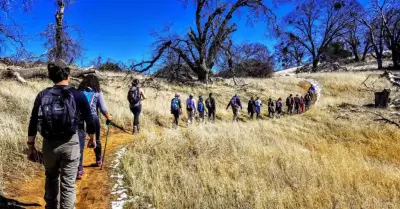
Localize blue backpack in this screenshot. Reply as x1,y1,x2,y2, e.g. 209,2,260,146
38,86,77,140
83,89,95,105
171,98,180,111
198,101,204,112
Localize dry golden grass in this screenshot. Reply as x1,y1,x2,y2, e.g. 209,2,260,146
1,72,399,209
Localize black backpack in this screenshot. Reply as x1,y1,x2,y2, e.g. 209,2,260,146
128,87,140,105
206,98,215,109
38,86,77,139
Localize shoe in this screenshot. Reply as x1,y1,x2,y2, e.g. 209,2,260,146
96,157,103,167
76,170,84,180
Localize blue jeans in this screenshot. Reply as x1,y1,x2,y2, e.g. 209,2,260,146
78,115,101,171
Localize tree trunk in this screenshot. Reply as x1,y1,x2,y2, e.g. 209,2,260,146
352,46,360,62
361,42,370,62
55,0,65,59
2,67,96,83
377,53,383,69
312,58,319,71
374,89,390,108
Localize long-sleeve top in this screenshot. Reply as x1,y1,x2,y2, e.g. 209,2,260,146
186,98,196,112
28,85,95,137
226,96,242,109
90,91,108,116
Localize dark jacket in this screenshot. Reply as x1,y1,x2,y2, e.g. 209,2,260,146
28,85,96,138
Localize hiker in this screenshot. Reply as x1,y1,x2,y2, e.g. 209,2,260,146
197,95,207,122
294,94,301,114
305,92,312,110
27,60,96,209
300,96,305,113
275,97,283,118
205,93,216,121
286,94,294,114
247,97,256,119
294,94,300,114
127,79,147,134
308,84,315,101
186,94,196,125
171,93,182,127
226,94,242,122
77,75,113,179
268,98,275,118
255,97,262,119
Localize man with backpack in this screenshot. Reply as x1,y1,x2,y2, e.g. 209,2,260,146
226,94,242,122
127,79,147,134
275,97,283,118
171,93,182,128
268,98,275,118
197,95,207,122
305,92,312,110
186,93,196,125
27,60,96,209
247,97,256,119
205,93,216,121
294,94,301,114
286,94,294,115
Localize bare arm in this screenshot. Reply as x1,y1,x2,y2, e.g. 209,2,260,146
140,88,147,100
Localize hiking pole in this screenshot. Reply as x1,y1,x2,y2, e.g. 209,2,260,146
100,121,111,170
109,121,130,133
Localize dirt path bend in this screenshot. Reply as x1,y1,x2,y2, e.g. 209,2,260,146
6,130,134,209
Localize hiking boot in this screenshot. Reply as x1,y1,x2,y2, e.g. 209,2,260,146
96,157,103,167
76,170,84,180
133,126,139,134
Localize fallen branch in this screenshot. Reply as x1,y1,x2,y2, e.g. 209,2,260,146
1,67,96,84
372,112,400,128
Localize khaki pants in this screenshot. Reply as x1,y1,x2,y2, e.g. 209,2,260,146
43,134,80,209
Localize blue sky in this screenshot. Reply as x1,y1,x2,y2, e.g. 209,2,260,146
9,0,369,66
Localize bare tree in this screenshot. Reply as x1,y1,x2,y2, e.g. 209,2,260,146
132,0,275,82
373,0,400,68
280,0,361,70
356,1,388,69
41,0,83,64
274,33,306,68
218,42,275,78
341,15,373,62
0,0,35,52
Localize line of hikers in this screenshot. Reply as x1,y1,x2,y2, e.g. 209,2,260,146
25,59,316,209
169,86,315,124
26,60,146,209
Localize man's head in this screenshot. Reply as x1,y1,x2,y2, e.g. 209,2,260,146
175,92,180,98
209,93,213,98
251,96,254,100
296,94,299,97
290,94,293,97
131,79,139,87
48,59,70,84
189,93,193,98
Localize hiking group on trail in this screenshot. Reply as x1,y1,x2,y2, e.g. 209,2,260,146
24,59,316,209
170,85,315,125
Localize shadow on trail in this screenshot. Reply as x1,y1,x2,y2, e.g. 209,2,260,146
0,195,41,209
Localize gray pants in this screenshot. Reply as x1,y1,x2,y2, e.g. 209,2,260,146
43,134,80,209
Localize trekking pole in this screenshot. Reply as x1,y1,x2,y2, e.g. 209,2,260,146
100,121,111,170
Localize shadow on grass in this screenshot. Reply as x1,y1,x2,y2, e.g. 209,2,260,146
0,195,41,209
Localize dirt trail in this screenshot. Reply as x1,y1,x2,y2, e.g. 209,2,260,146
6,129,134,209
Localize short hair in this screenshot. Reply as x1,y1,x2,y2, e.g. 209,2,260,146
48,59,70,84
131,79,139,86
209,93,213,97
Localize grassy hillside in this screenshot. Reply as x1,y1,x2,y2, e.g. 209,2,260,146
0,72,399,208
